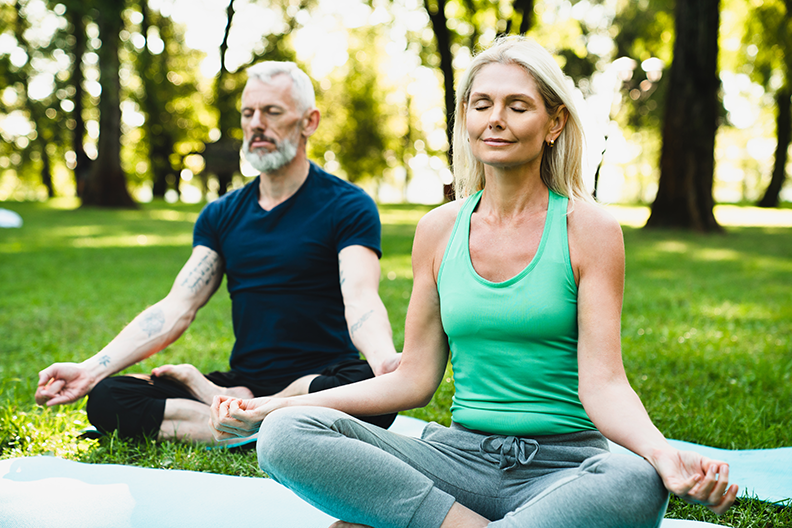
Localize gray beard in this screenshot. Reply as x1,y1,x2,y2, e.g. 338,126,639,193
243,135,299,173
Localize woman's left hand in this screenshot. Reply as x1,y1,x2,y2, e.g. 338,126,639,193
649,448,739,515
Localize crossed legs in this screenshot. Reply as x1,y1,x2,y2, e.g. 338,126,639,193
258,407,668,528
85,360,395,443
154,364,318,442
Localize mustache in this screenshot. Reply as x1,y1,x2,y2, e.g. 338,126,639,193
246,134,278,148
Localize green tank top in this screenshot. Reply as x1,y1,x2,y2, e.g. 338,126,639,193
437,189,596,436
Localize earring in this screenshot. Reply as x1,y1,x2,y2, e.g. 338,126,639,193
548,139,555,147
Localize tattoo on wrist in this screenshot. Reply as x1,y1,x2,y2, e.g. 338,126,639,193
350,310,374,336
181,253,220,293
139,307,166,337
98,355,111,367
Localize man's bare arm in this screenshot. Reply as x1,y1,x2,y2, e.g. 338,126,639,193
338,245,400,376
36,245,224,406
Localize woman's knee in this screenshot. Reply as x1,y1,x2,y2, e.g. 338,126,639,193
611,455,669,526
256,407,339,478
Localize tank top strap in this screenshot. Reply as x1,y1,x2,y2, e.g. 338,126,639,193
438,191,483,285
544,190,572,276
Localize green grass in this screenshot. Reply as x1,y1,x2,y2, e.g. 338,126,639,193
0,198,790,526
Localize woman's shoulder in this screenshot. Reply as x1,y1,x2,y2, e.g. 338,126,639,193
566,199,624,270
412,199,465,270
567,199,622,241
416,199,464,240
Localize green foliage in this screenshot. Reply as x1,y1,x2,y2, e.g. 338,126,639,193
1,200,790,528
741,0,792,89
611,0,675,132
0,0,73,197
129,2,209,197
613,0,675,64
310,28,391,183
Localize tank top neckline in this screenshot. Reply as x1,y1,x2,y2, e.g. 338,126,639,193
462,189,559,288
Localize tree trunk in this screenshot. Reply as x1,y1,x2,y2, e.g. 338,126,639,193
12,1,55,198
140,0,178,200
65,0,92,197
758,86,790,208
424,0,455,200
514,0,535,34
424,0,455,165
82,0,136,208
210,0,238,197
645,0,721,231
36,138,54,198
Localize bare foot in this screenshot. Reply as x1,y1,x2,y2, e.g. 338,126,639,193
152,364,253,404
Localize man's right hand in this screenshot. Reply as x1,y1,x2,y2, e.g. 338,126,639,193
35,363,95,406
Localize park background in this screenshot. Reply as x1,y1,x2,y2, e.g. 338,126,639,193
1,0,791,526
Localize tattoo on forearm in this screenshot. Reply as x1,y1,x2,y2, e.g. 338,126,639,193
181,253,220,293
98,355,111,367
139,307,166,337
350,310,374,337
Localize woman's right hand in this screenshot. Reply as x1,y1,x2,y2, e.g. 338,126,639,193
209,395,284,440
649,447,738,515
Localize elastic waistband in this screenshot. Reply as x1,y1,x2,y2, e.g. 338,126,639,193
450,422,609,450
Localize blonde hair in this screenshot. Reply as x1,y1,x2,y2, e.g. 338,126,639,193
452,37,592,203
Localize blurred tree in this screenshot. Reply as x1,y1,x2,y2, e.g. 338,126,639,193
208,0,243,197
0,0,71,198
59,0,93,197
743,0,791,208
319,29,389,183
12,1,53,197
607,0,674,202
645,0,722,231
423,0,454,168
137,0,179,199
133,1,207,200
81,0,136,207
202,0,305,196
612,0,674,133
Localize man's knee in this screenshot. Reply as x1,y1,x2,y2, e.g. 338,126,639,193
85,378,123,433
86,376,165,438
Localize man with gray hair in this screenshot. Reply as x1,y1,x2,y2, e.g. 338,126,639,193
35,61,400,444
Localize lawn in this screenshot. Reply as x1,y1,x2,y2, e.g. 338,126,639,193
0,198,790,526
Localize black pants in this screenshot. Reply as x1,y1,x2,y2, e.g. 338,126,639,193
86,359,396,438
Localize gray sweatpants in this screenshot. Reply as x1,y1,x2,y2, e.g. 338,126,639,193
258,407,669,528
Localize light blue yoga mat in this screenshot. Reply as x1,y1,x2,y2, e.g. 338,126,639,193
0,456,727,528
0,416,787,528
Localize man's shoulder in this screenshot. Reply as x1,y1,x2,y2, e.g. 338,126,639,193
306,163,378,226
199,178,257,217
309,162,373,202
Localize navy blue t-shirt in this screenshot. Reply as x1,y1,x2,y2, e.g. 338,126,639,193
193,162,382,384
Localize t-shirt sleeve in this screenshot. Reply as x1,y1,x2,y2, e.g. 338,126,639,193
193,202,221,253
334,189,382,258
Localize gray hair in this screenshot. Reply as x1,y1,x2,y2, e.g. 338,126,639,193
246,61,316,112
452,37,592,203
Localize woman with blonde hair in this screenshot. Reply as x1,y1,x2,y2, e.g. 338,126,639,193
211,37,737,528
